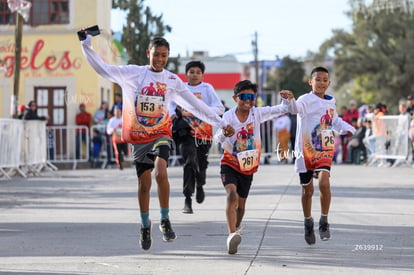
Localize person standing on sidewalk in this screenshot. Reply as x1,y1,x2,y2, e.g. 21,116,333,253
80,32,233,251
106,106,128,170
294,67,356,245
170,61,225,214
214,80,296,254
75,103,92,160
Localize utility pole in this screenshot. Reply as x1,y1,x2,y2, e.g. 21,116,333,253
252,31,260,91
252,31,263,106
12,12,24,118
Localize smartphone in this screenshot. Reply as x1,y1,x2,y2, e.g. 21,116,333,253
77,25,100,41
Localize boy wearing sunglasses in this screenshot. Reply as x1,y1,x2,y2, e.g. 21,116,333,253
214,80,296,254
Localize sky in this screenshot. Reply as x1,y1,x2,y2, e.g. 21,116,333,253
111,0,353,63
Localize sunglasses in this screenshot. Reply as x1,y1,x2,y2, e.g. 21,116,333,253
237,93,255,101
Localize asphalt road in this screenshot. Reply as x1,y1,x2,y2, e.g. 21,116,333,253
1,163,413,274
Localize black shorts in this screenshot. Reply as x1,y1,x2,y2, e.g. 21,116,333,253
220,165,253,199
299,166,331,186
134,143,170,177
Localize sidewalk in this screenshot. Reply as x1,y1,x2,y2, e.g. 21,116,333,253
1,164,413,275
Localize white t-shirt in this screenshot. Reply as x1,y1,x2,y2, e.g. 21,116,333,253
214,101,294,175
81,36,225,144
294,92,356,173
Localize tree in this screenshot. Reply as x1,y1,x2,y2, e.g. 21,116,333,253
317,0,414,112
112,0,172,66
265,56,310,98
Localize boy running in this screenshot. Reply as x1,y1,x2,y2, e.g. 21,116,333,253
214,80,296,254
170,61,225,213
294,67,356,245
81,33,233,250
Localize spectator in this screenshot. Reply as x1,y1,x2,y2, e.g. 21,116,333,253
23,100,48,121
409,117,414,164
106,106,128,170
75,103,92,159
17,104,26,119
342,100,359,163
274,113,291,163
111,93,122,113
407,95,414,115
93,101,109,125
346,118,367,164
102,110,114,168
363,120,373,159
90,128,103,168
366,103,387,165
394,99,412,165
343,100,359,123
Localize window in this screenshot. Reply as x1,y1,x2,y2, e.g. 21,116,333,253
35,86,67,126
0,0,69,26
0,0,13,24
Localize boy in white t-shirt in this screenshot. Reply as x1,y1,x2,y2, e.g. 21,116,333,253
294,67,356,245
214,80,296,254
81,32,234,251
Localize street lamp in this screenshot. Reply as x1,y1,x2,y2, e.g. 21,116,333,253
7,0,32,118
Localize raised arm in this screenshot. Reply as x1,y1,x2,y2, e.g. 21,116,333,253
169,87,225,129
80,35,125,83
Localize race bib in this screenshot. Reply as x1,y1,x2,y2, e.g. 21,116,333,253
237,149,259,172
136,95,164,117
321,130,335,150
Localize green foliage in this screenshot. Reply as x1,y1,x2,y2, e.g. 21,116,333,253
112,0,172,66
318,0,414,111
265,56,310,97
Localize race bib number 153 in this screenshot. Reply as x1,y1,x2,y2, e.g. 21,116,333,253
136,95,164,117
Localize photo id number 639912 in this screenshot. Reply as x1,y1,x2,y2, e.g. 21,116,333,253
352,244,383,251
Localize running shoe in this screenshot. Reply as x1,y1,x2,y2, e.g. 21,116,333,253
227,232,242,254
196,186,205,203
319,217,331,241
159,218,177,242
140,221,152,250
182,197,193,214
304,218,316,245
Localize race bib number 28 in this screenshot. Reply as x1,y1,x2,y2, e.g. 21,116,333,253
321,130,335,150
237,149,259,172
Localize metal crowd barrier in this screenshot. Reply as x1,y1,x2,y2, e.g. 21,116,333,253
2,114,411,179
0,119,57,179
0,119,26,179
367,115,411,167
47,125,90,169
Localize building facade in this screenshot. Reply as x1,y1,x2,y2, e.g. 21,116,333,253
0,0,117,126
176,51,248,108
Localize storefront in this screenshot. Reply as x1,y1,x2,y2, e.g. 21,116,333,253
0,0,117,127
